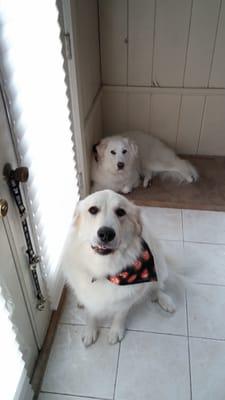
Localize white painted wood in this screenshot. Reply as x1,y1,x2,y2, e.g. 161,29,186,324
0,92,51,352
99,0,127,85
102,86,225,154
62,0,91,197
153,0,191,87
0,214,38,376
127,92,150,132
176,95,205,154
84,90,103,192
184,0,221,87
14,368,33,400
150,94,181,147
209,0,225,88
72,0,101,118
198,96,225,155
102,91,128,135
128,0,154,86
103,85,225,96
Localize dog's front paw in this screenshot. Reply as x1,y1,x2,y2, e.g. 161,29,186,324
121,186,132,194
82,326,99,347
186,167,199,183
143,177,152,188
108,326,125,345
77,301,84,309
158,292,176,313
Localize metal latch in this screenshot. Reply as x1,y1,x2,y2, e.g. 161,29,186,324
4,164,46,311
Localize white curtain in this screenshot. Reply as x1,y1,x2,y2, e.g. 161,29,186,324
0,0,79,307
0,286,33,400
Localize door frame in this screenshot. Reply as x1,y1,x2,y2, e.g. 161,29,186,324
58,0,89,198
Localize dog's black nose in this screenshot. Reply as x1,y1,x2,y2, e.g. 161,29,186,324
97,226,116,243
117,162,124,170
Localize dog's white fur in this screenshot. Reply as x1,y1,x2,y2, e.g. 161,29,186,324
91,131,198,194
62,190,176,346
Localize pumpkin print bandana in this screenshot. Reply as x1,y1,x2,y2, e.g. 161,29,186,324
107,239,157,285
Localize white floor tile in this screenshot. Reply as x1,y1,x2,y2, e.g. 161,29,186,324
187,284,225,339
182,210,225,244
127,277,187,335
115,331,190,400
60,290,86,325
141,207,183,240
39,394,98,400
184,242,225,285
41,325,119,399
190,337,225,400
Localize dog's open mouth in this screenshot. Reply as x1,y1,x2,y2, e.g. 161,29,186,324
91,244,114,255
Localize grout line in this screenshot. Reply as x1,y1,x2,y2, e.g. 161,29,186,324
59,322,188,338
113,342,121,400
181,209,185,242
185,289,193,400
58,323,225,342
191,281,225,288
40,390,110,399
184,239,225,246
189,335,225,343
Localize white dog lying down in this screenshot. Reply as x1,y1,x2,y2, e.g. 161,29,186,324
91,131,198,194
62,190,178,346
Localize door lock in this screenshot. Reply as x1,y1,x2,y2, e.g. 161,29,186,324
0,199,8,217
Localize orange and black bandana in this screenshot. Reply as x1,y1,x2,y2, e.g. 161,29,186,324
107,239,157,285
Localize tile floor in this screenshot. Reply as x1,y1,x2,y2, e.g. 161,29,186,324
39,207,225,400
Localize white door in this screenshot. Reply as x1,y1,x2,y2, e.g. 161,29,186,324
0,88,51,377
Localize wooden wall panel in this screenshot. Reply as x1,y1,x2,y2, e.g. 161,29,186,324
102,91,128,134
99,0,127,85
127,92,150,132
176,96,205,154
184,0,221,87
72,0,101,118
128,0,155,86
150,94,181,146
209,0,225,88
198,96,225,155
84,92,103,192
153,0,191,86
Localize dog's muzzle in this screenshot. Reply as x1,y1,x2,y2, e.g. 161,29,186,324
117,162,124,170
91,226,116,255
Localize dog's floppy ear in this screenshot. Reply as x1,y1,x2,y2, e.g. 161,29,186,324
73,201,81,229
126,138,138,159
92,139,108,162
129,204,142,236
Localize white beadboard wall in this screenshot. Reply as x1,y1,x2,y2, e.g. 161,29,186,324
99,0,225,155
102,87,225,156
71,0,101,120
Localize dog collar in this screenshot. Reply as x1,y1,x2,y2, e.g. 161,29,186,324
107,239,157,285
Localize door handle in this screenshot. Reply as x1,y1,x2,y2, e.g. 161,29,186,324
0,199,8,217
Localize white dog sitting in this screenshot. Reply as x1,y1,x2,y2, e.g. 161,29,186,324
62,190,176,346
91,131,198,194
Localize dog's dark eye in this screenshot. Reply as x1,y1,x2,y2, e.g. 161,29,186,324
122,149,127,154
88,206,99,215
115,208,126,217
110,150,116,155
